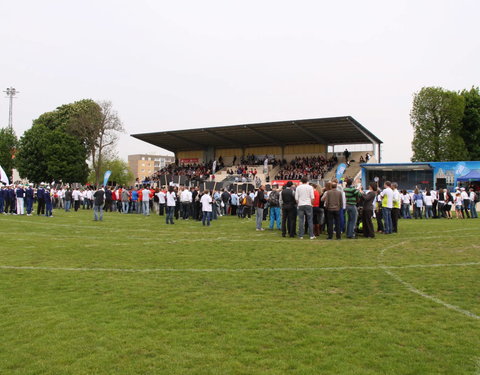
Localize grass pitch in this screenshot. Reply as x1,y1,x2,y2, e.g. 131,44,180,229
0,210,479,374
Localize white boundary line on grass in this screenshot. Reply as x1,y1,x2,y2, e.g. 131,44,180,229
1,261,479,273
378,241,480,321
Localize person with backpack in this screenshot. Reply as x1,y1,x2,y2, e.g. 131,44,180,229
243,190,254,219
237,190,245,218
254,186,267,231
268,185,281,230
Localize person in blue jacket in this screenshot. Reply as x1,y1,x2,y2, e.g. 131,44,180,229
0,185,5,214
15,184,25,215
8,186,16,214
25,184,34,216
37,184,45,215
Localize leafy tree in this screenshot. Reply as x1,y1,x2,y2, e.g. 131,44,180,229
68,101,124,185
16,124,50,183
459,87,480,160
16,101,91,183
0,127,18,179
44,128,89,183
88,158,134,187
411,87,468,162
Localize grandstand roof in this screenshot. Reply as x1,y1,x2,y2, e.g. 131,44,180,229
131,116,382,153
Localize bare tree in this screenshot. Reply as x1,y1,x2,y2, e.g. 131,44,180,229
68,100,124,185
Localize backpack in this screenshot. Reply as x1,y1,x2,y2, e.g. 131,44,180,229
474,192,479,203
241,196,247,205
269,191,280,206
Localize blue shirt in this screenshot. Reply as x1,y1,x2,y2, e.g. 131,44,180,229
37,188,45,200
26,188,34,199
131,190,138,201
16,188,25,198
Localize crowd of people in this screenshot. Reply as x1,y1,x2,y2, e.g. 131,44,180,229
147,160,221,184
2,177,477,238
274,156,338,180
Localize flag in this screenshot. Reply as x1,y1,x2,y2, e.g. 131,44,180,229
103,170,112,187
0,165,9,184
335,163,347,180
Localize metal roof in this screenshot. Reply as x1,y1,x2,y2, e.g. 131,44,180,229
362,163,433,171
131,116,382,153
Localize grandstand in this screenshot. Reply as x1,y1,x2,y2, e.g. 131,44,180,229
131,116,382,188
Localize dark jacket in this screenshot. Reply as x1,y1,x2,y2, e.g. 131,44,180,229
281,188,296,209
361,190,376,210
94,190,105,206
254,190,267,209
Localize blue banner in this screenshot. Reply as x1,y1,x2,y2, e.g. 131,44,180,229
103,170,112,187
335,163,347,180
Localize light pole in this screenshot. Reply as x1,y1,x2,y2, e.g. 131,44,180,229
4,87,19,130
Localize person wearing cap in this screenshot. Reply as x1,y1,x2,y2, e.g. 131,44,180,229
15,184,25,215
25,184,34,216
44,188,53,217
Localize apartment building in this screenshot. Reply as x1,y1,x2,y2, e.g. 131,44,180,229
128,154,175,182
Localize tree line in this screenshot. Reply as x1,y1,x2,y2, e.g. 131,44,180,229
411,86,480,162
0,99,133,185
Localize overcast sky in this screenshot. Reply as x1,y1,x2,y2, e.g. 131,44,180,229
1,0,479,163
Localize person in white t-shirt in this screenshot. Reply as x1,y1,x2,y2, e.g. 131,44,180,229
454,192,464,219
423,190,434,219
165,186,176,224
180,187,193,219
294,177,315,239
460,188,471,218
156,188,166,216
141,186,151,216
200,190,213,226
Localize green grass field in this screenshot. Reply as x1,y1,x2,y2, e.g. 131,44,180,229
0,210,479,374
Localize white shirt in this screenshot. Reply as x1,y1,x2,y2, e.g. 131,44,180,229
380,187,394,208
461,191,469,200
200,194,212,212
470,191,476,201
142,189,151,202
72,190,81,201
424,195,433,206
166,191,176,206
401,194,411,204
157,191,166,204
180,189,192,203
455,195,463,206
295,183,314,206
